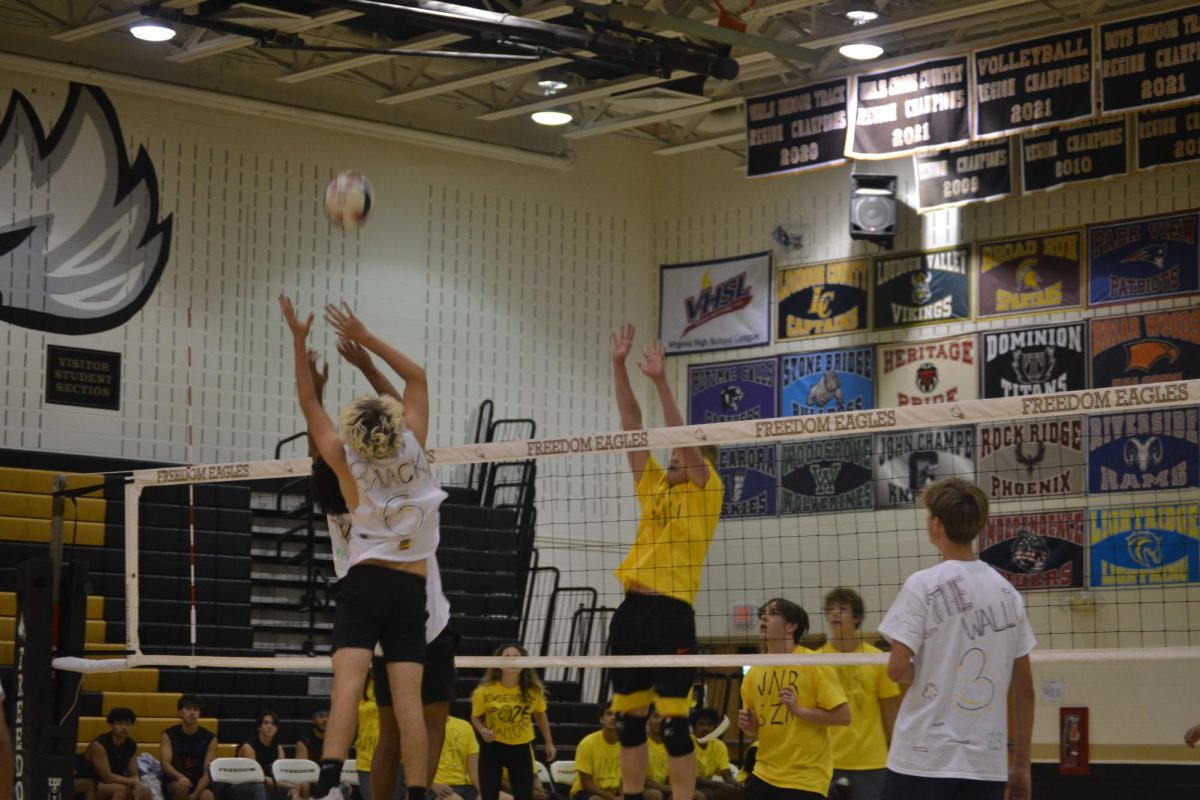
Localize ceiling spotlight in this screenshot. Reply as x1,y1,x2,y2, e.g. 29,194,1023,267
839,42,883,60
531,108,572,126
129,22,176,42
537,78,569,93
844,0,879,24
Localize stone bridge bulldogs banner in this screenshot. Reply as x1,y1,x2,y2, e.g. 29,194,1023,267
746,78,849,178
1090,309,1200,387
1021,118,1128,193
779,347,874,416
873,246,970,329
915,140,1012,212
688,357,777,425
874,426,975,508
1086,211,1200,306
846,55,970,159
718,444,778,518
977,417,1085,501
777,258,868,340
980,510,1085,591
1137,103,1200,170
976,230,1083,318
877,335,977,407
981,322,1088,398
1090,504,1200,588
1099,5,1200,114
660,252,772,354
779,436,873,514
1087,407,1200,494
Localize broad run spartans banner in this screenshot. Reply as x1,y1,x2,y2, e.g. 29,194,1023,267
977,417,1086,501
981,323,1088,398
914,140,1012,212
873,426,975,508
779,347,875,416
1090,504,1200,588
660,252,772,354
847,56,970,159
979,510,1086,591
1090,309,1200,387
972,28,1095,139
1099,5,1200,114
976,229,1083,318
717,444,778,518
746,79,849,178
1087,407,1200,494
777,258,868,340
873,246,970,329
1021,118,1128,193
1137,103,1200,170
1086,211,1200,306
779,436,873,515
688,357,778,425
877,335,977,407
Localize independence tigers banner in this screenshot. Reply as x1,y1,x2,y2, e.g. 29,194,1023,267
981,322,1088,398
688,358,778,425
1090,309,1200,387
660,252,772,354
872,246,971,329
717,444,778,518
877,334,977,407
1086,211,1200,306
778,347,874,416
977,417,1086,500
777,258,868,340
874,426,975,508
779,436,873,514
1087,407,1200,494
1090,504,1200,588
976,230,1083,318
979,510,1086,591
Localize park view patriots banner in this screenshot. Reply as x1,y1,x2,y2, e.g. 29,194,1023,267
914,140,1012,212
688,357,777,425
1021,118,1128,193
1090,504,1200,588
779,436,873,514
873,246,970,329
660,252,771,354
1090,309,1200,387
874,426,975,508
717,444,778,518
846,56,970,159
981,322,1087,398
979,510,1086,591
1087,407,1200,494
1137,103,1200,170
878,335,977,407
1099,5,1200,114
746,78,849,178
976,230,1083,318
777,258,868,340
1086,211,1200,305
779,347,874,416
977,417,1085,500
972,28,1095,139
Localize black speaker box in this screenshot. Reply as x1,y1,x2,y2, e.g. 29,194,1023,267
849,173,897,247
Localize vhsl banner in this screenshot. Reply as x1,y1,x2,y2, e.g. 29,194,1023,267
660,252,772,355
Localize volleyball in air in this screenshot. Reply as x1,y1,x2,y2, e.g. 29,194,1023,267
324,170,373,229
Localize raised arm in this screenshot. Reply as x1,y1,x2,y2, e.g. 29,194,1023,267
338,338,404,402
638,339,709,487
303,348,330,459
611,323,648,480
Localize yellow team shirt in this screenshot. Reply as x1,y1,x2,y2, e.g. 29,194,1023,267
647,738,669,785
694,736,731,780
435,716,480,787
615,456,724,605
817,641,900,772
570,730,623,797
740,646,848,796
471,682,547,745
354,680,380,772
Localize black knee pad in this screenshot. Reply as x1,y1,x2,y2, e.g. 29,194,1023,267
616,713,648,748
660,715,694,756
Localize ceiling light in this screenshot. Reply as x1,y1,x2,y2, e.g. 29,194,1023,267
129,22,176,42
537,78,569,93
839,42,883,60
845,0,879,24
531,108,572,126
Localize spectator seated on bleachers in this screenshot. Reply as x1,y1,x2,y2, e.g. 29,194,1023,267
160,695,217,800
431,716,480,800
86,707,151,800
690,708,738,800
568,707,621,800
224,711,287,799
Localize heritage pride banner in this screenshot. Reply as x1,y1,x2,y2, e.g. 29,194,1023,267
1137,102,1200,170
975,229,1083,318
1086,210,1200,305
746,78,849,178
876,334,978,407
846,55,971,159
660,252,772,354
872,246,970,329
1099,5,1200,114
1021,118,1128,193
914,140,1012,212
777,258,868,340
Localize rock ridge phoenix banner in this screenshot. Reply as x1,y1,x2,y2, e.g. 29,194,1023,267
660,252,772,355
977,416,1086,500
846,55,971,159
777,258,868,340
976,229,1083,318
746,78,849,178
1099,5,1200,114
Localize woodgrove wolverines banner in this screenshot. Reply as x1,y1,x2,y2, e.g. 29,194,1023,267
660,252,772,355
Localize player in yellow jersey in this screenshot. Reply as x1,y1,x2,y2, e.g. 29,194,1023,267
432,716,481,800
738,599,849,800
644,710,670,800
607,323,724,800
572,708,624,800
471,644,555,800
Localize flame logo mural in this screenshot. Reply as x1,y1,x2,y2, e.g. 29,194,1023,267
0,83,171,334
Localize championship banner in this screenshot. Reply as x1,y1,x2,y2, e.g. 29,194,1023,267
972,27,1095,139
979,510,1086,591
1086,407,1200,493
977,417,1086,500
779,436,873,514
777,258,868,340
981,322,1088,398
660,252,772,354
878,335,977,407
1090,309,1200,387
1137,103,1200,170
976,230,1083,318
779,347,874,416
1021,118,1128,193
1086,210,1200,306
846,55,970,159
1099,5,1200,114
746,78,849,178
873,426,975,508
872,246,970,329
1090,503,1200,588
688,357,778,425
914,140,1012,212
717,444,778,518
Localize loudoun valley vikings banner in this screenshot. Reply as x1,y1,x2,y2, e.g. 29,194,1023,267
717,444,778,518
1099,5,1200,114
873,426,975,508
981,322,1088,398
1090,309,1200,387
1090,503,1200,588
688,357,778,425
979,510,1086,591
660,252,772,355
846,56,971,159
976,229,1083,318
873,246,970,329
779,347,874,416
1086,210,1200,306
778,436,873,515
977,417,1086,501
777,258,868,340
1086,407,1200,494
877,335,977,407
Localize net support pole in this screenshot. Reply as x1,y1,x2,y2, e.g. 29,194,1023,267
125,480,142,656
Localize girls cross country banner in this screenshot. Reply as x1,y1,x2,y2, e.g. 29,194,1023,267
660,252,772,355
846,55,971,159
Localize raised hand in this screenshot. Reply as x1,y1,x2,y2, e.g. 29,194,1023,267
324,300,370,342
737,708,757,735
610,322,635,364
306,349,329,397
638,340,667,380
279,293,314,340
337,337,374,371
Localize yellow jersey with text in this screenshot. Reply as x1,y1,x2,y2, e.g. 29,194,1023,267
435,716,480,786
471,682,547,745
647,738,669,785
570,730,623,797
817,641,900,771
695,736,732,780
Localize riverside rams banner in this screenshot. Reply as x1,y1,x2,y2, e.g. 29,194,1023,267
1099,5,1200,114
1087,407,1200,494
1090,504,1200,588
717,444,778,518
777,258,868,340
915,140,1012,212
878,335,977,407
874,426,975,507
746,78,849,178
846,55,971,159
779,347,875,416
981,322,1088,398
1090,309,1200,387
1137,103,1200,170
688,358,778,425
779,436,873,514
873,246,970,329
1021,118,1128,193
1086,210,1200,306
976,230,1083,318
979,510,1086,591
977,417,1086,500
661,252,772,354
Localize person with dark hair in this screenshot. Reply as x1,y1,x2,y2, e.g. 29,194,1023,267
689,709,737,800
161,696,217,800
234,711,288,799
86,707,149,800
471,643,555,800
296,709,329,772
738,599,849,800
570,707,622,800
430,715,481,800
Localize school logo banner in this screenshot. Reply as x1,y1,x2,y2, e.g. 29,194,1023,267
660,252,772,355
873,426,975,508
1090,309,1200,387
1087,407,1200,494
688,357,778,425
1090,504,1200,588
981,322,1087,398
779,347,874,416
777,258,868,340
979,510,1086,591
977,417,1085,500
1086,211,1200,306
779,436,873,514
877,335,977,407
976,230,1083,318
717,444,778,518
873,246,970,329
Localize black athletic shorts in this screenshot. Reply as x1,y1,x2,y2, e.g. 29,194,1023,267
608,592,697,716
333,565,427,663
744,775,825,800
879,771,1005,800
374,626,459,706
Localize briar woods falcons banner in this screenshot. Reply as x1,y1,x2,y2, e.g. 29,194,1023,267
975,229,1083,318
1086,407,1200,494
777,258,869,340
1090,504,1200,588
977,417,1085,501
778,347,874,416
1090,309,1200,387
873,426,975,508
660,252,772,355
877,334,977,408
979,510,1086,591
779,436,873,514
688,357,778,425
872,246,970,329
1086,210,1200,306
981,322,1088,399
717,444,778,518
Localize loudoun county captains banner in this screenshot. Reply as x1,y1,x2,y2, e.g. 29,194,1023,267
1086,210,1200,306
914,140,1012,212
877,334,977,407
977,417,1086,501
1099,5,1200,114
660,252,772,355
746,78,849,178
872,246,970,329
981,322,1088,398
1137,102,1200,170
688,357,778,425
1087,407,1200,494
1090,309,1200,387
979,509,1086,591
779,347,875,416
846,55,971,159
1021,118,1128,193
717,444,779,518
873,426,976,508
1090,504,1200,588
777,258,868,340
779,436,873,514
976,229,1083,318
